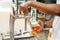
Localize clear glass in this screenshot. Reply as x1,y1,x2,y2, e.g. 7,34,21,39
31,19,41,35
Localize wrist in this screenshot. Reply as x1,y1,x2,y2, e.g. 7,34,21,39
44,23,47,28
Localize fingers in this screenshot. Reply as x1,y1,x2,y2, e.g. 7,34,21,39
19,6,24,14
38,21,44,31
19,5,28,14
38,21,44,27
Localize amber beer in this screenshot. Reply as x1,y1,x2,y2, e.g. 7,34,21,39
31,23,41,35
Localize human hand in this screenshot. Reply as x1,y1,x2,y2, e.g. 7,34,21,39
38,21,44,30
19,1,32,14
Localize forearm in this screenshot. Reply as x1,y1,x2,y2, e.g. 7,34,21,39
29,1,60,16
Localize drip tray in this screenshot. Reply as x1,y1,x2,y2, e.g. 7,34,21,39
4,31,34,40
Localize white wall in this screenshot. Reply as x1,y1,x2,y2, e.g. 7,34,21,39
0,0,13,34
0,0,12,2
0,12,10,33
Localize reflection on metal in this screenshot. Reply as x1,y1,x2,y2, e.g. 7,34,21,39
10,15,15,40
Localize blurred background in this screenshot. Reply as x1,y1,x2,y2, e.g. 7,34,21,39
0,0,56,40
